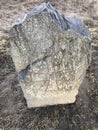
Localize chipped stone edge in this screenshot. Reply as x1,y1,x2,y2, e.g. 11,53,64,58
25,88,78,108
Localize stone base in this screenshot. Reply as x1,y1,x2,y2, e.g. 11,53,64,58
24,89,78,108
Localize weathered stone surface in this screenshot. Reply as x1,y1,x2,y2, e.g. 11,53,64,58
9,3,92,108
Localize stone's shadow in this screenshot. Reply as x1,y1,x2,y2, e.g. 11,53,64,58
0,53,97,130
0,46,97,129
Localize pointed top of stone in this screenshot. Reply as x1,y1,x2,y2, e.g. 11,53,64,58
13,2,91,38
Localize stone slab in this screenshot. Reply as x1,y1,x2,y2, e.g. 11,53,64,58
9,3,92,107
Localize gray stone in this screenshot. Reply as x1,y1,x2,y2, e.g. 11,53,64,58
9,3,92,108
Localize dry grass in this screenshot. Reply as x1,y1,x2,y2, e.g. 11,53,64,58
0,0,98,130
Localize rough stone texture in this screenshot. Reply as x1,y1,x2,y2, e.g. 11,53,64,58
9,3,92,108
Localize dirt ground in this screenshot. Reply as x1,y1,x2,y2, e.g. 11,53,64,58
0,0,98,130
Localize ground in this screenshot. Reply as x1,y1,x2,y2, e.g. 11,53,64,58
0,0,98,130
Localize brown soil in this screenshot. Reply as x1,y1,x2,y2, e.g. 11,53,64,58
0,0,98,130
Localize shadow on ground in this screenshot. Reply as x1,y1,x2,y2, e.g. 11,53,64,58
0,45,98,130
0,0,98,130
